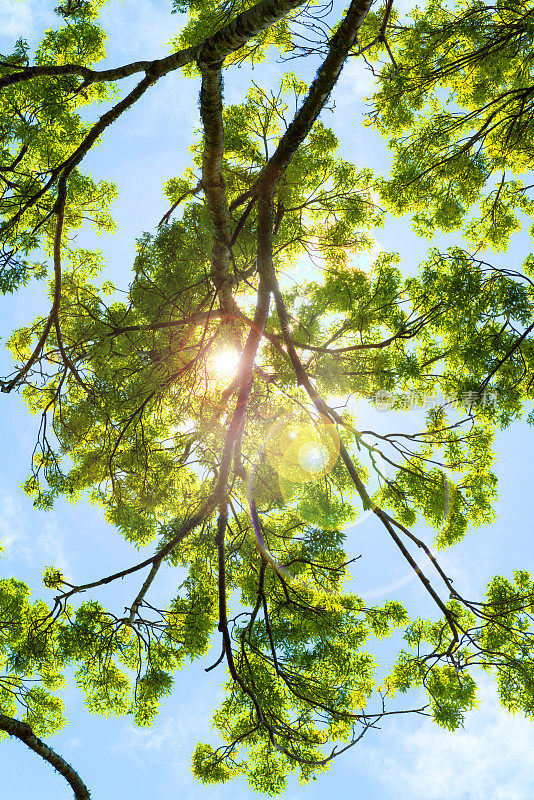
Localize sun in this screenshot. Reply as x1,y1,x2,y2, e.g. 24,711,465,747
209,347,240,378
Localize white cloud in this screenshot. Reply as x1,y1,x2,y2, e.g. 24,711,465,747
115,693,216,762
0,488,70,575
65,737,81,749
0,0,55,48
101,0,182,60
0,0,35,41
114,685,256,800
0,490,30,560
362,679,534,800
38,519,70,574
338,58,377,101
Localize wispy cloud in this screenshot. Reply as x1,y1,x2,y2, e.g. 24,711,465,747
0,488,70,575
0,490,30,560
101,0,182,60
338,58,377,101
0,0,55,48
362,678,534,800
64,737,81,750
0,0,35,42
114,685,255,800
115,692,216,763
119,70,198,139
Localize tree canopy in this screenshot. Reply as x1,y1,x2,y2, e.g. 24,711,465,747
1,0,534,796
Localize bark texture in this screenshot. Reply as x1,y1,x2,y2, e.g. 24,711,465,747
0,714,91,800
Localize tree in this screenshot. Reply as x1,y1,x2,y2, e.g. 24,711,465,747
1,0,534,794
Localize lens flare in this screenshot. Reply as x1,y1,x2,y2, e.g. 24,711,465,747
249,406,458,602
209,348,240,377
297,441,330,474
265,412,340,484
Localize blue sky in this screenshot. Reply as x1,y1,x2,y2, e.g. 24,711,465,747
1,1,534,798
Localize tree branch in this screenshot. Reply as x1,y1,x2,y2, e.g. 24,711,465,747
199,64,234,315
0,0,308,92
255,0,373,193
214,196,273,499
198,0,307,65
1,179,67,393
125,559,163,625
266,266,461,648
478,320,534,394
53,498,216,612
0,715,90,800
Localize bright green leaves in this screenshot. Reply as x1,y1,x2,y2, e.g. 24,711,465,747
172,0,294,75
193,546,409,791
0,567,202,736
390,608,479,730
408,247,534,423
0,3,116,294
280,473,358,532
166,577,218,659
76,659,131,717
427,666,478,730
4,0,534,792
480,571,534,718
22,688,67,737
42,566,65,589
9,73,387,548
192,742,235,785
131,669,174,727
10,234,209,541
0,579,66,736
371,0,534,249
390,569,534,734
38,1,108,68
211,77,382,275
58,599,181,725
130,217,212,318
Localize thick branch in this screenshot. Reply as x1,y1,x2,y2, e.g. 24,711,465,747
199,65,234,313
198,0,306,64
214,196,273,499
267,267,460,646
0,57,163,91
0,715,90,800
0,0,307,91
255,0,373,193
125,559,162,625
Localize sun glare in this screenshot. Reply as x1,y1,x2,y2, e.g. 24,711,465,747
210,347,240,378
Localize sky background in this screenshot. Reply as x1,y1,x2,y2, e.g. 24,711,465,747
1,1,534,798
